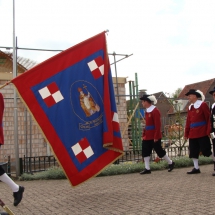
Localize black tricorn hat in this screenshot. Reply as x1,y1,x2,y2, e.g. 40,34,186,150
140,94,157,104
140,94,150,101
185,89,203,99
209,87,215,95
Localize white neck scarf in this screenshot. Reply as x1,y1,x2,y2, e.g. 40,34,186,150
189,100,203,110
146,105,156,113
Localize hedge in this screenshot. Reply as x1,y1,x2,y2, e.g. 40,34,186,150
19,156,214,181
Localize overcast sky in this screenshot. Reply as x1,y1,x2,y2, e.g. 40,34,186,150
1,0,215,96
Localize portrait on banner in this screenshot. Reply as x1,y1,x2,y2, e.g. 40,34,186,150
78,86,100,117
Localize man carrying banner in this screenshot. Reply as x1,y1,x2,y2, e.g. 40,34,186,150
0,92,24,206
184,89,213,174
140,94,175,174
209,87,215,176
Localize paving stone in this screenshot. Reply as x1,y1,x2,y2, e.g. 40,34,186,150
1,164,215,214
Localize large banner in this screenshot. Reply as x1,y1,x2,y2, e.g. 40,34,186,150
11,32,123,186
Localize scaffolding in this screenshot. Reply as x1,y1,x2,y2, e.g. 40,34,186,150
127,73,143,150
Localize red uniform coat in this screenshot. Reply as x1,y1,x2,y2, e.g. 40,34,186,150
142,107,162,140
0,93,4,145
185,102,210,139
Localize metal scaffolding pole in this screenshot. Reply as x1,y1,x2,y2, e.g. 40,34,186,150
129,81,133,149
13,0,20,177
132,81,137,150
113,52,120,104
135,73,141,149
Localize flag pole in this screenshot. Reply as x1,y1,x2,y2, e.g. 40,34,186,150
13,0,20,177
0,198,15,215
0,81,11,90
122,102,139,137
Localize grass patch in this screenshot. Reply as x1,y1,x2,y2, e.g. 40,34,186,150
19,166,66,181
19,156,213,181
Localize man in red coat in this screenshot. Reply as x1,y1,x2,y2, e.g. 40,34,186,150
208,87,215,176
140,94,175,174
0,92,24,206
184,89,212,174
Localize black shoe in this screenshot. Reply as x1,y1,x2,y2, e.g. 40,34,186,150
13,186,24,206
0,212,9,215
212,172,215,176
140,169,151,174
187,168,201,174
168,161,175,172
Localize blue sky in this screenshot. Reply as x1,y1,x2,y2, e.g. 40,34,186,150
1,0,215,96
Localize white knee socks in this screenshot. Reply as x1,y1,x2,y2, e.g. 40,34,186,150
162,155,172,165
192,158,199,169
0,173,19,192
144,156,150,170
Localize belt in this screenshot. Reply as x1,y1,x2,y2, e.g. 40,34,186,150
190,121,206,128
145,125,155,130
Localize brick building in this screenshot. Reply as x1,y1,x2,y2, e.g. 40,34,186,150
168,78,215,117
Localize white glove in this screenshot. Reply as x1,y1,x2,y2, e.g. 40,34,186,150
210,133,215,139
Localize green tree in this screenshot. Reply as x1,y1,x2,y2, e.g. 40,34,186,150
165,99,187,156
171,88,182,99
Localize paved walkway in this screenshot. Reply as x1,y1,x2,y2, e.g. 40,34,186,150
1,164,215,215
